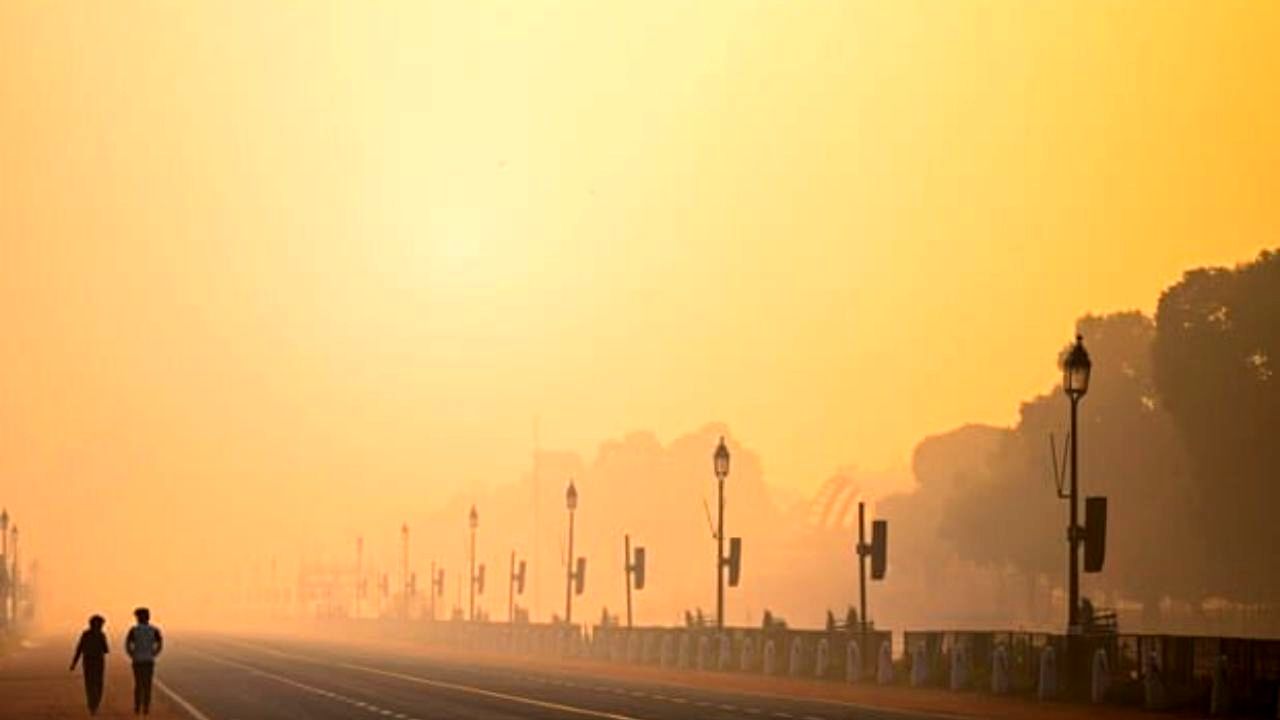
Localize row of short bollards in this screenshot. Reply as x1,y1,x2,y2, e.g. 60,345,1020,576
594,628,1276,717
633,633,898,685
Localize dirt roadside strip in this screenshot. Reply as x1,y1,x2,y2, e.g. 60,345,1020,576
0,638,184,720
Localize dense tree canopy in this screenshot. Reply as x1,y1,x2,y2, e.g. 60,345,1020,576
892,250,1278,620
1154,249,1280,601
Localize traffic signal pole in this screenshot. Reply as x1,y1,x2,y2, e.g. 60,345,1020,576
624,535,633,629
857,501,869,634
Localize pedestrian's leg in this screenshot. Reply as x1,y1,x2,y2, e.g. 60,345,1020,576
85,664,104,714
132,663,143,713
141,663,154,714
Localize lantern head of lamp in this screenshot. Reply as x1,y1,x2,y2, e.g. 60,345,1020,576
469,505,478,530
0,509,7,532
566,480,578,511
1063,334,1092,400
714,437,730,482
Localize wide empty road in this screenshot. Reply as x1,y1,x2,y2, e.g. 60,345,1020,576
157,635,935,720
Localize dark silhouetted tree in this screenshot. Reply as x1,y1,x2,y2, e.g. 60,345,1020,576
1154,249,1280,602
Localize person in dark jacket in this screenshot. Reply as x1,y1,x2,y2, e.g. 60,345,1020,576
70,615,110,715
125,607,163,715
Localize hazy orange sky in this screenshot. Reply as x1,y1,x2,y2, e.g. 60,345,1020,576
2,2,1278,621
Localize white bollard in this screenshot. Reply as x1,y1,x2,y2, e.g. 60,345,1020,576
949,644,969,691
1209,654,1231,716
991,644,1010,695
697,636,711,671
910,644,929,687
718,635,733,671
846,640,862,684
741,637,755,672
1091,648,1110,704
1038,645,1057,701
1143,648,1166,711
789,637,805,677
877,640,895,685
815,638,830,679
763,639,778,676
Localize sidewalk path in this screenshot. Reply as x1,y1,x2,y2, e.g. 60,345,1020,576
0,636,183,719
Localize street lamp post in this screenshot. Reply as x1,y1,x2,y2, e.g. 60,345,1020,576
355,536,364,619
9,525,17,623
713,437,730,629
469,506,479,621
1063,333,1092,634
856,502,869,634
564,480,578,623
401,523,410,620
429,561,439,621
0,509,8,625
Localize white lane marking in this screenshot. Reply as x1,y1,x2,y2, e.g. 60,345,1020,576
210,638,647,720
338,661,644,720
191,649,428,720
212,638,848,720
155,680,216,720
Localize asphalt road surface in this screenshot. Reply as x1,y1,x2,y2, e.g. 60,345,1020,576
156,635,938,720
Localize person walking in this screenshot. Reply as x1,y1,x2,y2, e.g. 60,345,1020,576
125,607,163,715
70,615,110,715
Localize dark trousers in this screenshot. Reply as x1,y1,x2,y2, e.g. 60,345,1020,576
132,662,154,712
82,660,105,714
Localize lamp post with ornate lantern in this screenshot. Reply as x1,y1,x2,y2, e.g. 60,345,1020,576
713,438,730,629
468,506,479,621
9,524,17,623
0,509,7,625
1063,334,1092,634
564,480,579,623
